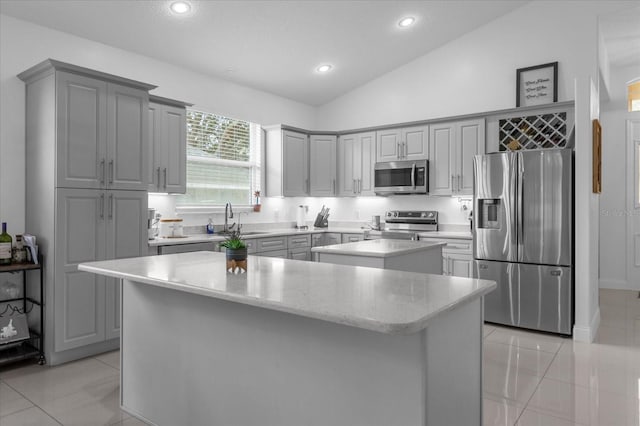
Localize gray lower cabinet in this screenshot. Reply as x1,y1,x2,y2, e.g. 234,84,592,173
341,233,364,243
420,237,473,278
158,242,217,255
54,189,147,352
259,249,289,258
287,234,311,260
288,248,311,261
311,233,341,247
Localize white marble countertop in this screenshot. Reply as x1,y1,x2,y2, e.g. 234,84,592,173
311,239,445,258
149,227,367,247
418,231,473,240
78,251,495,335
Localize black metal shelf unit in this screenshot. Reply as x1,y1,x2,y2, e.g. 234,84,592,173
0,255,45,366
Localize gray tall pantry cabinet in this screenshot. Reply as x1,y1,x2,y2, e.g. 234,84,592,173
19,60,155,365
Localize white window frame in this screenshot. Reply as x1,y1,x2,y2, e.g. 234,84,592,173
175,112,261,213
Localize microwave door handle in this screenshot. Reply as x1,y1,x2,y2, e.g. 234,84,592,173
411,163,416,188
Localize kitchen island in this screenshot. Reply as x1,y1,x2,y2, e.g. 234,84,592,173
312,238,445,274
79,251,495,426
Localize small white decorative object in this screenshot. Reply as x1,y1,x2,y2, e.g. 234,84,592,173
0,313,30,345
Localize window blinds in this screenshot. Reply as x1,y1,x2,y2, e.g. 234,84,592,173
176,110,261,206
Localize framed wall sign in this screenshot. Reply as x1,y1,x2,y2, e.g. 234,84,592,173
516,62,558,107
592,118,602,194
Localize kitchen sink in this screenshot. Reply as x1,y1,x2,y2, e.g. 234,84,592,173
238,231,269,236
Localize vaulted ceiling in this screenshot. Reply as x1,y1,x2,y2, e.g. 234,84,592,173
0,0,528,105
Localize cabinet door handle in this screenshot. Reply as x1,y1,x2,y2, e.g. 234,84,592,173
157,167,161,189
451,175,454,191
332,179,335,195
358,179,362,194
353,179,356,194
109,160,114,184
305,179,309,194
108,194,113,219
163,168,168,190
458,174,462,191
99,194,105,219
100,159,105,184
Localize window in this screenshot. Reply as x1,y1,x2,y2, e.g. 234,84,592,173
176,110,261,206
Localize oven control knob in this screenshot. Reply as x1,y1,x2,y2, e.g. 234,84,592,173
393,211,398,218
421,212,427,218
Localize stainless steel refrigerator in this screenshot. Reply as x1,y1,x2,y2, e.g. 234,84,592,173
473,149,573,335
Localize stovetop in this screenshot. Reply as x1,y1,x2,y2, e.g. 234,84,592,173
365,211,438,240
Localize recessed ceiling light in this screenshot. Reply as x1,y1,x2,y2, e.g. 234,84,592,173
398,17,416,28
170,1,191,14
316,64,332,73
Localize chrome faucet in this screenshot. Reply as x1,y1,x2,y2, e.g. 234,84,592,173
224,202,235,233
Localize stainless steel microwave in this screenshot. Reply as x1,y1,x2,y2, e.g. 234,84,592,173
374,159,428,195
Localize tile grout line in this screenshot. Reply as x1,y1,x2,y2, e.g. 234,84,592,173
92,355,120,372
1,378,65,426
509,335,567,425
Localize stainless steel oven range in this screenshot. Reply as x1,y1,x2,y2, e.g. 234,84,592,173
363,210,438,240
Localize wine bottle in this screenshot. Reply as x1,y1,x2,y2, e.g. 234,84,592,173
0,222,12,266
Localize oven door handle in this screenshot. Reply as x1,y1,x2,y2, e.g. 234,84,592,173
411,162,416,188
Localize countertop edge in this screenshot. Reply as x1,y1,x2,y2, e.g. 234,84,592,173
78,260,495,335
311,242,445,258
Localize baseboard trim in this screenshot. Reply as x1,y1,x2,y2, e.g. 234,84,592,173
47,338,119,366
599,278,635,290
573,307,601,343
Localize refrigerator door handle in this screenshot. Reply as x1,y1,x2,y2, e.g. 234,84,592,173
517,166,524,261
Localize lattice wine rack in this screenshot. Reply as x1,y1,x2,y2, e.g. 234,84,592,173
499,112,568,151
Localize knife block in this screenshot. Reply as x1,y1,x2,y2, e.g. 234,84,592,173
313,213,328,228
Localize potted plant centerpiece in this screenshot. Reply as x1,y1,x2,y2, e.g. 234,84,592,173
219,229,248,273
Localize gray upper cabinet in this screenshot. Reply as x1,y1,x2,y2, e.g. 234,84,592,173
56,72,108,189
338,131,375,196
55,71,149,191
457,119,485,195
264,126,309,197
107,84,148,190
429,123,455,195
309,135,337,196
376,128,402,162
403,125,429,160
283,130,309,196
376,125,428,162
148,96,190,193
429,118,485,196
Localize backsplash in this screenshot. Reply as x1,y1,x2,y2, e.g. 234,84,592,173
150,194,473,230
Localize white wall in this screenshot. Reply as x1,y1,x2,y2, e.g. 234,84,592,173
600,64,640,289
316,1,619,130
0,14,316,233
315,1,638,342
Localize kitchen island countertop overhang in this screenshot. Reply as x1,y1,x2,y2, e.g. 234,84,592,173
78,251,495,335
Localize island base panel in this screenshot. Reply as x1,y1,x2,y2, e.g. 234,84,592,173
120,279,482,426
316,247,443,275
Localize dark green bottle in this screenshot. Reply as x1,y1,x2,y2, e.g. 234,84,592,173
0,222,12,265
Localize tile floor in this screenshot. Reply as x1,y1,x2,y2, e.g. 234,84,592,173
0,289,638,426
